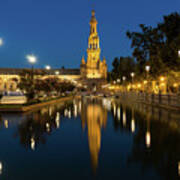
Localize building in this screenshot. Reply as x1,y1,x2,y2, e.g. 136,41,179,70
0,68,81,92
80,10,107,80
0,10,107,92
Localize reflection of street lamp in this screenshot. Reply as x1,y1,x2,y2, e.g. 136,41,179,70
146,131,151,148
131,108,135,133
145,114,151,148
0,161,3,174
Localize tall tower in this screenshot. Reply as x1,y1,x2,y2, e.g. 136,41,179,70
80,10,107,79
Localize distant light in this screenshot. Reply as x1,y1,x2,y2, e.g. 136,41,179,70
173,83,178,88
178,50,180,57
137,83,142,88
145,65,150,72
117,79,121,83
45,65,51,70
122,76,126,81
55,71,59,75
0,38,3,46
160,76,165,82
144,80,148,84
26,54,37,64
131,72,135,78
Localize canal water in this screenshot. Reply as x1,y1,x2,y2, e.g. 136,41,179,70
0,97,180,180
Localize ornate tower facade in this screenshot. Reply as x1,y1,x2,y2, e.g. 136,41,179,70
80,10,107,79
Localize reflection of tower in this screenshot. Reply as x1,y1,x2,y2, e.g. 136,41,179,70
80,99,107,172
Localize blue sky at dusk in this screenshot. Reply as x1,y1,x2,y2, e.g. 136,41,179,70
0,0,179,70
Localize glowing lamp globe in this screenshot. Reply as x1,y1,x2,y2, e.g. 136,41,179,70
26,54,37,64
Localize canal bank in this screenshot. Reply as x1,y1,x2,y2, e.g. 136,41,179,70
0,96,73,112
114,92,180,111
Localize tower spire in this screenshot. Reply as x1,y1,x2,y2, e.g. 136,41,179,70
80,9,107,79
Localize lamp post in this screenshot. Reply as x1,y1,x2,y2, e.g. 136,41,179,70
26,54,37,82
45,65,51,70
145,65,150,77
45,65,51,75
131,72,135,90
26,54,37,99
122,76,126,92
145,65,150,93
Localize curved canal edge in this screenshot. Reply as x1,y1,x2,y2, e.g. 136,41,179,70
0,96,74,112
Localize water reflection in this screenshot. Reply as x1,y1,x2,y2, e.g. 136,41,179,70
81,98,107,172
0,98,180,179
0,162,3,175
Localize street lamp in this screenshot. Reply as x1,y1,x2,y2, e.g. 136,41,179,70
26,54,37,65
145,65,151,92
45,65,51,70
117,79,121,84
26,54,37,81
0,38,3,46
131,72,135,88
122,76,126,81
122,76,126,92
131,72,135,78
55,71,59,75
145,65,150,73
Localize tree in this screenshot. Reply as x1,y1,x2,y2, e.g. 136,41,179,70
18,69,36,100
126,12,180,78
111,56,136,82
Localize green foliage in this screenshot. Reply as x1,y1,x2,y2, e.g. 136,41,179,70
111,56,136,82
18,69,36,100
110,12,180,81
126,12,180,77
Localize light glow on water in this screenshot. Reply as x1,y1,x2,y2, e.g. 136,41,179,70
0,97,179,179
